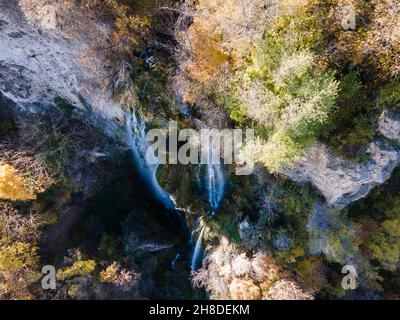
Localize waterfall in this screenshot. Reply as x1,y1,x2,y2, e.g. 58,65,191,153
125,110,175,210
171,253,181,271
207,162,225,217
190,224,206,271
126,111,225,272
191,144,226,271
206,142,225,216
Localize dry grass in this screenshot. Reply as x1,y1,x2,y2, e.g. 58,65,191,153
0,202,42,243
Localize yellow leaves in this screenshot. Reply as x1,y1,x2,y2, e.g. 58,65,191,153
177,0,273,107
0,163,36,201
241,134,302,173
192,0,273,53
100,261,118,283
292,246,305,259
0,237,38,272
183,0,269,83
383,219,400,238
107,0,151,57
99,261,139,289
57,260,96,280
278,245,306,263
187,26,230,82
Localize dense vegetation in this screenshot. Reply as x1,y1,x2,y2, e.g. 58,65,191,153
175,0,400,299
1,0,400,300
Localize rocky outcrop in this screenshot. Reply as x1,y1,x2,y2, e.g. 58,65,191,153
283,111,400,209
0,0,122,120
379,109,400,144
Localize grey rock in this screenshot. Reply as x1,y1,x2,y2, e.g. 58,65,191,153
0,0,122,120
378,109,400,144
283,130,400,209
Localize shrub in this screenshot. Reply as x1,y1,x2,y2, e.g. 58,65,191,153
57,259,97,281
192,237,311,299
0,236,40,300
0,202,42,242
322,70,376,161
295,257,327,293
109,0,151,57
264,278,314,300
237,48,339,172
0,200,42,300
54,96,76,117
99,261,140,290
0,237,38,272
36,124,74,177
359,0,400,80
378,80,400,112
209,213,241,244
176,0,275,108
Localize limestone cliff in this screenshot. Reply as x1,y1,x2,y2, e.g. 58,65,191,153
0,0,122,120
283,111,400,209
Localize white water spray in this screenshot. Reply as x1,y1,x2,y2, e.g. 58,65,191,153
125,110,175,210
207,164,225,217
190,224,207,271
206,141,225,216
191,144,226,271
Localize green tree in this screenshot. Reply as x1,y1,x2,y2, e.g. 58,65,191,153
369,219,400,271
238,49,339,172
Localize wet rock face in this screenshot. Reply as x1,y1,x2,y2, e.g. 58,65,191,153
0,0,122,119
283,111,400,209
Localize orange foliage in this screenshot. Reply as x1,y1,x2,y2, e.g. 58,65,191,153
186,26,230,82
0,163,36,201
107,0,151,57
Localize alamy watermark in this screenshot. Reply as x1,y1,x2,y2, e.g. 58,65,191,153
341,265,358,290
41,265,56,290
145,121,255,175
341,4,357,30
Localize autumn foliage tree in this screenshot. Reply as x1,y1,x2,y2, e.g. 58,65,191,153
0,163,36,201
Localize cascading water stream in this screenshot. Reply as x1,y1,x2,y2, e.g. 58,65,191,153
191,144,226,271
190,224,207,271
207,163,225,217
125,110,175,210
